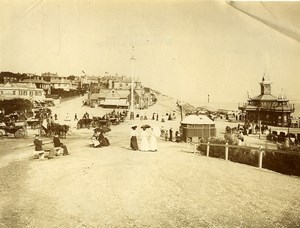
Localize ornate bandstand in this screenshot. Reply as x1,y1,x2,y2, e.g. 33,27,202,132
239,76,294,127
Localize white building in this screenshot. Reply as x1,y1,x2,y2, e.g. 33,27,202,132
0,82,45,101
50,78,72,91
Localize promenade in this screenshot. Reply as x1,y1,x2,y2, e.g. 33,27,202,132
0,95,300,227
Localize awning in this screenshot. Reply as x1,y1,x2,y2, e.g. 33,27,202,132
100,99,129,107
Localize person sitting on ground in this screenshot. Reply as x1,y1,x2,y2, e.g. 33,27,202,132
99,132,110,147
91,131,101,147
53,134,70,155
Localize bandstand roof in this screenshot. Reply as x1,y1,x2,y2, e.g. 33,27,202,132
250,94,277,101
181,115,214,125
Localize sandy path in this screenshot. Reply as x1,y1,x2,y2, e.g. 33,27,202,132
1,95,300,227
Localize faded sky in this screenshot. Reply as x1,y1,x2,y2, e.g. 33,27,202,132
1,0,300,106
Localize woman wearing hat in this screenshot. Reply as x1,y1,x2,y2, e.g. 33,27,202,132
130,125,139,151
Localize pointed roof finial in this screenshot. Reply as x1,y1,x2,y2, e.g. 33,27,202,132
263,64,270,81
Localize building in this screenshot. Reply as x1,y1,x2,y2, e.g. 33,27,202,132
50,78,72,91
88,75,144,109
21,78,51,95
89,89,129,108
0,82,45,101
239,76,294,127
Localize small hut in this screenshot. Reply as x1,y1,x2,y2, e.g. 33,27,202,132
180,115,216,142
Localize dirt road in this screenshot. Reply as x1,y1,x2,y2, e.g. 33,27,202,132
0,95,300,227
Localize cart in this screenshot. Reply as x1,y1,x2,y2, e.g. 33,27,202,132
0,125,27,138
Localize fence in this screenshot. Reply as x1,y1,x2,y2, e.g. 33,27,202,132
187,142,300,169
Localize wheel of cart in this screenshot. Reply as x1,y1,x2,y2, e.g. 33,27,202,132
14,128,26,138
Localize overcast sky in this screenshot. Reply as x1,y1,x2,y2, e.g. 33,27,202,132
1,0,300,106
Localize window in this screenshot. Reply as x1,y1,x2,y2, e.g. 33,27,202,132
13,91,16,95
19,91,22,95
0,91,3,95
30,91,33,96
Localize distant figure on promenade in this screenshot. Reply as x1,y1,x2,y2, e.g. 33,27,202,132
130,125,139,151
156,113,159,121
74,113,78,121
161,115,165,122
169,128,173,141
165,130,169,141
53,134,70,155
152,113,155,120
65,113,71,121
175,131,181,142
140,128,149,151
54,113,57,121
149,128,158,152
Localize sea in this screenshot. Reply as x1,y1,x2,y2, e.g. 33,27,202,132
194,100,300,118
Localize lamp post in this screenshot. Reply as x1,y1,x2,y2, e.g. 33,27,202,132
130,46,135,120
257,107,261,139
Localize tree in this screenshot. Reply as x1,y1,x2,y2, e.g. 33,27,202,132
0,99,33,115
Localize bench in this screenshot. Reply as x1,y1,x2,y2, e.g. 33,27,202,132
33,147,62,160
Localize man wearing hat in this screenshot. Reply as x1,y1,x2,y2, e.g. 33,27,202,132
53,134,70,156
33,134,54,159
130,125,139,151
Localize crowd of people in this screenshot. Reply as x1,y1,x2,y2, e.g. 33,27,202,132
238,122,271,136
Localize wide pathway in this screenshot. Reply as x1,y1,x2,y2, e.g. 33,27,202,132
1,118,300,227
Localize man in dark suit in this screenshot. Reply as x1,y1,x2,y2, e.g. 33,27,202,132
53,134,70,156
34,134,43,152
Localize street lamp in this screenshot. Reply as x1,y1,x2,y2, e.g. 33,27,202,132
257,106,261,139
130,46,135,120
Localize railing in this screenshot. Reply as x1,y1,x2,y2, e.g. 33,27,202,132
186,142,300,168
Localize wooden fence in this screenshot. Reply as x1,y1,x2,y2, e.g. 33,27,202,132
187,142,300,168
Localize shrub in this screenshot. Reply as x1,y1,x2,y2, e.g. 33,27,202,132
197,137,227,159
263,152,300,176
196,137,300,176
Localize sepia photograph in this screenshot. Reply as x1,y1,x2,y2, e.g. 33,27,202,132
0,0,300,227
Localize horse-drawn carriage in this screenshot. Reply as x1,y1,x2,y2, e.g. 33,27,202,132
0,113,27,138
40,123,70,138
0,124,27,138
26,118,40,129
267,131,299,144
77,117,110,129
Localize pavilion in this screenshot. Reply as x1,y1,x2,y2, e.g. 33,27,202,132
239,76,294,127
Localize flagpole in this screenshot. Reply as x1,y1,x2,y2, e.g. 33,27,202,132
130,46,135,120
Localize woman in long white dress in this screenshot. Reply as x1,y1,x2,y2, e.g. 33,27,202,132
140,128,149,151
149,128,158,151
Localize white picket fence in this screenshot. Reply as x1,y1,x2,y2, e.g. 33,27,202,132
187,142,300,168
